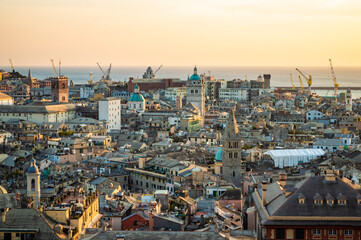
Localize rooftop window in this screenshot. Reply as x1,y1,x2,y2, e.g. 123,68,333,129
313,193,323,205
337,193,347,205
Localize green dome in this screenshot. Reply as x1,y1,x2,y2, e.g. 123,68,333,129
129,93,144,102
215,148,223,162
189,66,201,81
189,74,201,81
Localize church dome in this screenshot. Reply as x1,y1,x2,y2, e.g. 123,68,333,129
215,148,223,162
129,85,145,102
189,74,201,81
28,159,40,174
129,93,145,102
189,66,201,81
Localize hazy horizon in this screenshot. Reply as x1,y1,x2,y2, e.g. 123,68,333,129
3,65,361,68
2,0,361,67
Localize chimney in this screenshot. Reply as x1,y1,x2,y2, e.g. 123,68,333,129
149,210,154,231
103,223,108,231
2,210,7,223
262,181,268,206
279,173,287,187
325,169,336,182
176,96,182,111
138,157,146,169
67,228,72,240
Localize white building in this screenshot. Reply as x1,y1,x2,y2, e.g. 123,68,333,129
306,110,323,122
0,103,76,124
80,85,94,99
219,88,249,102
99,97,121,133
168,116,181,128
0,92,14,105
165,87,187,102
313,138,351,152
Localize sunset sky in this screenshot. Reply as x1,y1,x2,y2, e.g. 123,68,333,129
1,0,361,67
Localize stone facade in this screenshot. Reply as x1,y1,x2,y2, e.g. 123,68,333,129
346,89,352,112
222,111,243,187
51,76,69,103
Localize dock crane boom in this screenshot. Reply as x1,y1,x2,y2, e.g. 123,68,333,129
296,68,312,92
154,65,163,77
329,59,339,96
290,73,295,90
105,64,112,80
97,63,106,79
9,59,14,72
50,59,58,77
298,75,304,93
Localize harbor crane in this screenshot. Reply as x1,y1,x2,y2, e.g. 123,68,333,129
97,62,106,78
296,68,312,92
9,59,15,72
50,59,58,77
329,59,339,96
298,75,304,93
153,65,163,77
105,64,112,80
97,63,112,81
290,73,295,90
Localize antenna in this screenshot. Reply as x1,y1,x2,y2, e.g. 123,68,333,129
59,59,61,76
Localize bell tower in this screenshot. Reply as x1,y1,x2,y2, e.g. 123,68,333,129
346,89,352,112
222,110,244,187
51,76,69,103
27,159,41,208
186,66,205,126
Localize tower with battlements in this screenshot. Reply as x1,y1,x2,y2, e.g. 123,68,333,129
51,76,69,103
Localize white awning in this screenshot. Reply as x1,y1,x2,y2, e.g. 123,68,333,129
264,149,325,168
87,213,103,228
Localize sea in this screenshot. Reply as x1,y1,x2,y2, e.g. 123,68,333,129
6,66,361,98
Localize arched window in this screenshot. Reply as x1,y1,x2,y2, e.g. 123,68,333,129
31,179,35,191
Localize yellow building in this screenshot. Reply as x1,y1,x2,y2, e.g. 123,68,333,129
180,114,203,132
0,92,14,105
69,194,100,235
44,192,101,236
